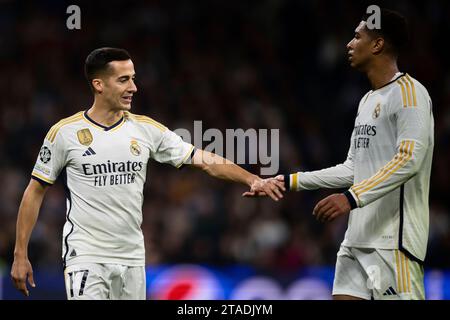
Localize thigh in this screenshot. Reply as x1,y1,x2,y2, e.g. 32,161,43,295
354,249,425,300
332,245,371,300
64,263,110,300
406,254,425,300
119,266,146,300
372,249,424,300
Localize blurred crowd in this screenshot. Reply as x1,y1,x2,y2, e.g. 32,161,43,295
1,0,449,276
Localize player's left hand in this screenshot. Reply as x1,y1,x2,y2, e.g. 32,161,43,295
313,193,351,223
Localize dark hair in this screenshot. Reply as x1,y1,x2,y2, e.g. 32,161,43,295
362,9,409,56
84,47,131,91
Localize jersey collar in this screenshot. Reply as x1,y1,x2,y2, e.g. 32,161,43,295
83,110,125,131
369,72,405,93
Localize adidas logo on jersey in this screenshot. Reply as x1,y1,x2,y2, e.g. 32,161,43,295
70,249,77,257
383,286,397,296
82,147,96,156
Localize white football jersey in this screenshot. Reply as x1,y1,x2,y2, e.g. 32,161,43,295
287,73,434,262
32,111,194,267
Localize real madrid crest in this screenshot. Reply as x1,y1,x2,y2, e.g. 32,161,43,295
372,103,381,119
77,128,93,146
130,140,141,156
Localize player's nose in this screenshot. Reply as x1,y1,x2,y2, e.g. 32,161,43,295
346,39,353,50
129,82,137,93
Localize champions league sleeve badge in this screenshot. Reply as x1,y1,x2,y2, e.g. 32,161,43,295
39,146,51,163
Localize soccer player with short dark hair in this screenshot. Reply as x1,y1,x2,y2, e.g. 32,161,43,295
249,9,434,300
10,47,285,299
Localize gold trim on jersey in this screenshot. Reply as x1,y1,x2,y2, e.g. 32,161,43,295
32,172,54,185
397,80,407,107
406,255,411,293
176,145,195,168
396,75,417,108
402,77,413,107
351,141,408,195
46,112,84,143
128,113,167,132
401,252,407,293
395,250,412,293
351,140,414,199
292,173,299,191
405,74,417,106
395,250,401,292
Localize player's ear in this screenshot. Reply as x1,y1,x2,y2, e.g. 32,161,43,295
92,78,103,94
372,37,385,55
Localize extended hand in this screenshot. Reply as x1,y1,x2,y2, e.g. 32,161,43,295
242,175,285,201
11,257,36,297
313,193,351,223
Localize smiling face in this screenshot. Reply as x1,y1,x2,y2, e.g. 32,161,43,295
346,21,375,71
92,59,137,111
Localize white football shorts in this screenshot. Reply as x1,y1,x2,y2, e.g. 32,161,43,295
64,263,146,300
332,245,425,300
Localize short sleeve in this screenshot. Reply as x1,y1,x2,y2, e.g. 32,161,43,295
31,128,67,185
152,129,194,168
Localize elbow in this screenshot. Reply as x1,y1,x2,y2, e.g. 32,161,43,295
409,153,426,175
409,160,422,176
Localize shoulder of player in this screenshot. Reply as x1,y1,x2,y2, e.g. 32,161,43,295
389,73,428,109
125,112,168,132
359,91,371,105
45,111,85,142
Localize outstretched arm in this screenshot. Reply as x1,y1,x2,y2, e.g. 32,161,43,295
283,128,356,192
188,149,285,201
243,137,354,199
11,179,48,297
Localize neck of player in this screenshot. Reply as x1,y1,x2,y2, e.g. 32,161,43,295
366,57,399,90
88,102,124,127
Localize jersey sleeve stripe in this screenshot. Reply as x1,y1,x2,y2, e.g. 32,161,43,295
137,119,167,131
137,117,165,130
132,114,167,131
401,252,407,293
46,112,83,140
353,141,413,197
396,80,408,107
400,78,412,107
32,172,54,185
49,115,83,142
395,250,402,293
405,254,411,293
351,141,414,197
400,78,411,107
405,74,417,107
46,112,83,142
352,141,407,192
